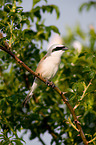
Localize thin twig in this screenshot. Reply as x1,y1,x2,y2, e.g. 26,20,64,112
88,136,96,143
80,81,92,101
38,135,46,145
67,117,79,132
74,80,92,110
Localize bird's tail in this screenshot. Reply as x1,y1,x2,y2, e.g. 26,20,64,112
23,90,33,107
23,80,38,107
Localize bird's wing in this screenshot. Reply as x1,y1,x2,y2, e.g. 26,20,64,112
35,54,47,74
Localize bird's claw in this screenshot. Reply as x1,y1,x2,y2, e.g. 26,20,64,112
50,81,55,88
46,80,55,88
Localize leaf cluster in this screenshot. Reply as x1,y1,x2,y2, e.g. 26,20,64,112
79,1,96,11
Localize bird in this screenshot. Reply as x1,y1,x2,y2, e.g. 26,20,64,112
23,44,68,106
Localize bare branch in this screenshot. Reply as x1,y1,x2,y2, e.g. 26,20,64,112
88,136,96,143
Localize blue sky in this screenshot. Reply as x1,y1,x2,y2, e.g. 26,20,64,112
18,0,96,144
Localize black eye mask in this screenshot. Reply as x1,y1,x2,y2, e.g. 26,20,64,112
52,46,68,52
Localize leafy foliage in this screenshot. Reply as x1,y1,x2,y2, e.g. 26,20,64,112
0,0,96,145
60,25,96,144
79,1,96,11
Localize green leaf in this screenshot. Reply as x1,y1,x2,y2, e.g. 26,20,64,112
0,51,4,58
79,3,87,12
79,1,96,12
52,5,60,19
0,21,6,29
33,0,41,7
23,29,36,39
49,25,60,34
78,52,87,57
0,10,7,18
4,4,12,13
13,139,23,145
33,0,47,7
42,5,60,19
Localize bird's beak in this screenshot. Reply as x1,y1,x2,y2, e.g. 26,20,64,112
62,46,69,51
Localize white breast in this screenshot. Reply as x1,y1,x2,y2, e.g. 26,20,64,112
40,56,61,80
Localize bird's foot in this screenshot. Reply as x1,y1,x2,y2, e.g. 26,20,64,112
50,81,55,88
46,79,55,88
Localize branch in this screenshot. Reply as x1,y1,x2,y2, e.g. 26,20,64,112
0,45,88,145
67,117,79,132
38,135,46,145
74,80,92,110
88,136,96,143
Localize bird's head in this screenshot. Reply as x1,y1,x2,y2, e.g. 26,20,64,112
47,44,68,57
